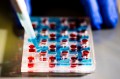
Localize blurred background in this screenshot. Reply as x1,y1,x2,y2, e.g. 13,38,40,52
0,0,120,79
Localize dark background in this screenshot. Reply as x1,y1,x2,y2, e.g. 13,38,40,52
30,0,86,16
0,0,86,17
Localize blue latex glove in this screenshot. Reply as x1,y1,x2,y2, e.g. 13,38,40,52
80,0,118,29
97,0,118,28
80,0,103,30
25,0,118,30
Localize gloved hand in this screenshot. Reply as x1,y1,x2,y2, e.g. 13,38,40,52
25,0,119,30
80,0,118,30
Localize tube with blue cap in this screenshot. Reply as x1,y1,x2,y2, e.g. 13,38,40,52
10,0,40,51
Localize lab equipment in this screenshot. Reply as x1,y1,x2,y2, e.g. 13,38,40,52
10,0,39,49
21,17,96,76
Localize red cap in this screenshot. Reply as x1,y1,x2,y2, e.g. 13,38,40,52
71,63,77,68
70,33,76,37
50,45,56,49
29,45,35,48
70,45,77,48
50,23,56,29
49,56,56,62
28,56,34,60
82,39,88,44
50,33,56,37
49,63,55,68
69,22,76,28
62,39,67,42
42,18,47,23
28,63,34,68
42,39,47,42
32,23,36,28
